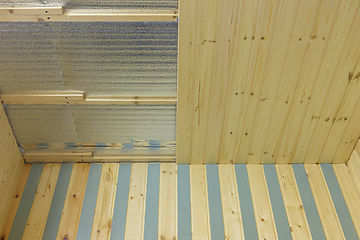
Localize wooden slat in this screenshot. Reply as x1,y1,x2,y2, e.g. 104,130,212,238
275,164,312,240
218,164,244,240
1,164,31,240
90,163,119,240
0,9,178,21
1,93,176,106
247,164,278,240
57,163,90,240
158,163,177,240
347,149,360,198
333,163,360,238
22,163,61,240
303,164,345,239
0,6,63,15
189,165,211,239
124,163,148,240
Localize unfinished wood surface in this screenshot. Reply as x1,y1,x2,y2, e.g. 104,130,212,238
0,6,63,15
177,0,360,164
304,164,345,240
347,148,360,198
57,163,90,240
0,9,178,21
158,163,177,240
333,163,360,238
124,163,148,240
0,105,24,232
190,165,211,239
1,93,176,106
90,163,119,240
275,164,312,240
22,163,61,240
247,164,278,240
218,164,244,240
1,164,31,240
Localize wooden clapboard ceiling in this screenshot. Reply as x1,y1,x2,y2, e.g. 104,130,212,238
177,0,360,164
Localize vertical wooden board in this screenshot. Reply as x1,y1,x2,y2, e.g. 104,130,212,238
1,164,31,240
144,163,160,240
321,164,358,239
57,163,90,240
90,163,119,240
247,164,278,240
42,164,72,240
22,163,61,240
276,0,342,163
292,164,326,240
190,164,211,239
8,164,43,240
218,164,244,240
110,163,131,239
346,150,360,198
333,163,360,238
77,164,102,240
275,164,312,240
124,163,148,240
177,165,191,240
158,163,177,240
263,164,292,239
206,165,225,240
234,164,258,239
304,164,345,239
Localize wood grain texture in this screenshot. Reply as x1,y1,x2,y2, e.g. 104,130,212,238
177,0,360,164
304,164,345,240
190,165,211,239
124,163,148,240
158,163,177,240
247,164,278,240
90,163,119,240
218,164,244,240
275,164,312,239
22,163,61,240
57,163,90,240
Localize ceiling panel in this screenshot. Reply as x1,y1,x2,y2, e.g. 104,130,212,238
177,0,360,164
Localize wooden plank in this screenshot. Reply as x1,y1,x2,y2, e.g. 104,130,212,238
90,163,119,240
0,6,63,15
57,163,90,240
124,163,148,240
1,164,31,240
218,164,244,240
333,163,360,238
76,164,102,240
43,164,73,240
1,93,176,106
0,9,178,21
190,165,211,239
158,163,177,240
303,164,345,239
247,164,278,240
177,165,192,240
346,149,360,198
22,163,61,240
275,164,312,240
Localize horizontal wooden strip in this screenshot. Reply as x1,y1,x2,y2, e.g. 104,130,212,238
0,6,63,15
24,151,92,158
0,9,178,21
1,93,177,106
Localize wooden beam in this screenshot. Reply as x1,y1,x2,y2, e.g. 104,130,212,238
0,8,178,21
0,93,177,106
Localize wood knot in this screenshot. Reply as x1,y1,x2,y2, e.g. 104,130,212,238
9,9,14,14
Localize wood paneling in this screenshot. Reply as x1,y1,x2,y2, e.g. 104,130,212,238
177,0,360,164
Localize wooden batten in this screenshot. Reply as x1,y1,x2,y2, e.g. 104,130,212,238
0,6,63,15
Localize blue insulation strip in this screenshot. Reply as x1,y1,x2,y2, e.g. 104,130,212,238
234,164,258,239
206,164,225,240
8,164,44,240
321,164,358,239
177,164,191,240
76,164,102,240
144,163,160,240
111,163,132,240
292,164,326,240
42,163,73,240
